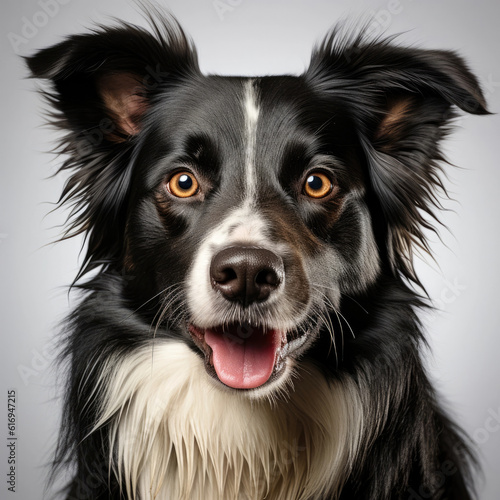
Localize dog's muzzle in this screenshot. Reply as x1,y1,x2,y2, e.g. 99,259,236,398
189,245,292,390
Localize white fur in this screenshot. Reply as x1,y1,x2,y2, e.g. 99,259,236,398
93,341,364,500
243,78,259,201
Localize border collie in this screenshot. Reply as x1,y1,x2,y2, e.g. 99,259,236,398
27,10,488,500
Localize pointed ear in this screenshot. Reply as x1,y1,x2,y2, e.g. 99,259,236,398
307,32,489,284
366,52,489,283
25,18,198,144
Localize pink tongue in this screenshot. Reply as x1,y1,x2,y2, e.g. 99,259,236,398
205,326,281,389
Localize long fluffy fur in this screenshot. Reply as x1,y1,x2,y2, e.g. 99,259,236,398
95,342,363,499
26,10,488,500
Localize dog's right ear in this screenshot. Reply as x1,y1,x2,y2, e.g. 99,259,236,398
26,17,199,144
25,16,199,281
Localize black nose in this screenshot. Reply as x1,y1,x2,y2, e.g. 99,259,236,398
210,246,284,306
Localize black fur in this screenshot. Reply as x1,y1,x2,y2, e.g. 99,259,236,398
26,10,488,500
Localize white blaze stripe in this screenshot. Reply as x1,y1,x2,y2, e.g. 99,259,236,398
243,79,259,202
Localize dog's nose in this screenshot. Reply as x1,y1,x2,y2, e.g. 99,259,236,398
210,246,284,306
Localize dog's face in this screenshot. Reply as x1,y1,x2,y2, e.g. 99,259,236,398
125,75,380,392
27,15,487,396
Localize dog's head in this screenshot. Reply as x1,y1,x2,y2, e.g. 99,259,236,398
27,14,487,395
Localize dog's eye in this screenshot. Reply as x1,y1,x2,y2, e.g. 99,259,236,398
303,172,333,199
167,171,199,198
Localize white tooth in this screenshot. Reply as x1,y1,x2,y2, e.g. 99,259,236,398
285,335,308,356
281,343,290,358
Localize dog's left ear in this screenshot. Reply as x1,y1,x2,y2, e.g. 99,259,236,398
306,31,489,284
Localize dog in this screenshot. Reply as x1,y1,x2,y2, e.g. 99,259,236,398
27,10,488,500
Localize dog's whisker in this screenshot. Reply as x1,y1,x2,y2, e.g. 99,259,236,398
154,292,186,334
148,285,187,367
124,281,185,323
318,289,356,341
340,292,369,315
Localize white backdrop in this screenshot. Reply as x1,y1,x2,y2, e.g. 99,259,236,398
1,0,499,498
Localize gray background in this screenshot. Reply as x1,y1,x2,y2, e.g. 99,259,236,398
1,0,499,498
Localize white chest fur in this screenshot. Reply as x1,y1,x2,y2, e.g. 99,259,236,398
94,342,363,500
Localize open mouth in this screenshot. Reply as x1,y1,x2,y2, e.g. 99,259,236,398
189,323,301,390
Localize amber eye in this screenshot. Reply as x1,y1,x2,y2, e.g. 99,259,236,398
167,171,199,198
303,172,333,199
